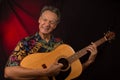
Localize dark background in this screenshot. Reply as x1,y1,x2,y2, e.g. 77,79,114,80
0,0,120,80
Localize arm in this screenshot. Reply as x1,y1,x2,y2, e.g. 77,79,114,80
82,42,97,70
4,63,63,80
4,66,44,80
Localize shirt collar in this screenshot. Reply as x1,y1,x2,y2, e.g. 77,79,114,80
35,32,55,43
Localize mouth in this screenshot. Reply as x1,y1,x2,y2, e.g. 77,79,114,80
43,27,50,31
41,26,51,32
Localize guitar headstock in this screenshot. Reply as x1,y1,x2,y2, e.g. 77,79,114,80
104,31,116,41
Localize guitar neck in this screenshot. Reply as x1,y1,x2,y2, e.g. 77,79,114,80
68,37,107,64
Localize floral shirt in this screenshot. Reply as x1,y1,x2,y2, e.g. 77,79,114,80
6,32,63,66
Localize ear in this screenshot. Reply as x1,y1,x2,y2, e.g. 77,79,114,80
38,17,41,23
53,24,57,29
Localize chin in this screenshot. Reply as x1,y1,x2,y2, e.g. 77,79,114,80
42,32,50,35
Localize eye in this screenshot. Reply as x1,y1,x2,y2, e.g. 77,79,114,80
42,18,47,22
50,21,56,25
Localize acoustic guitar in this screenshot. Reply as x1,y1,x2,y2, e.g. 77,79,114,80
20,31,115,80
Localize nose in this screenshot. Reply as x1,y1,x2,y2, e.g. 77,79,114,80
43,21,50,26
45,21,50,27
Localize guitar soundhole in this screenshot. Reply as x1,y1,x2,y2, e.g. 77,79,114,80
58,58,69,70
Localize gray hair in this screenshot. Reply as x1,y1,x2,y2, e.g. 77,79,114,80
40,5,61,23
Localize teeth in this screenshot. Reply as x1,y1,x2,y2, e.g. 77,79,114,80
43,28,49,30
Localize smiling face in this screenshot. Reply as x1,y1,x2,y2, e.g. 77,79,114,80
38,10,58,35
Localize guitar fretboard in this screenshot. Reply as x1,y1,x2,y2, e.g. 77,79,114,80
67,37,107,64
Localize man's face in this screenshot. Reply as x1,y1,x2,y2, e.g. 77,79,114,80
38,10,58,34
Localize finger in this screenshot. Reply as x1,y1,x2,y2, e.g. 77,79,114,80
87,46,97,55
87,45,94,52
91,42,97,48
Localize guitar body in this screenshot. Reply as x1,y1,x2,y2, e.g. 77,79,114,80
20,44,82,80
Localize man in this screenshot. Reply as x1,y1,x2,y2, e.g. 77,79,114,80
4,5,97,80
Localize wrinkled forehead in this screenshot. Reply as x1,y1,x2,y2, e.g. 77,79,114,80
41,10,58,21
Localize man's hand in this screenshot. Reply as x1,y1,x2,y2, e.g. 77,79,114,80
45,62,63,77
87,42,97,64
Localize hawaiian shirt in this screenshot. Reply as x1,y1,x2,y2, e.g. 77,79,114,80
6,32,63,66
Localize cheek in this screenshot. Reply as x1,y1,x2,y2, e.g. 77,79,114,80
38,24,42,30
39,21,44,27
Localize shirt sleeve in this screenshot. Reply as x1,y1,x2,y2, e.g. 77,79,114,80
6,41,27,67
